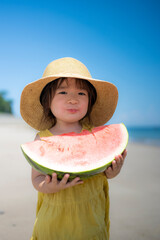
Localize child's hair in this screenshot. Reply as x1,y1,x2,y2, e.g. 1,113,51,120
40,77,97,126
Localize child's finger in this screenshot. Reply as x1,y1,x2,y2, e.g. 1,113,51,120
106,166,112,173
60,174,70,186
105,166,113,178
122,149,127,159
51,173,58,184
69,177,83,186
115,155,123,166
112,160,118,170
45,175,51,184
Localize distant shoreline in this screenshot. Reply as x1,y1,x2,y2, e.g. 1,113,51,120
1,114,160,147
0,113,23,124
128,126,160,147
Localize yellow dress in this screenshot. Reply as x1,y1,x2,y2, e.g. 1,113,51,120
31,127,110,240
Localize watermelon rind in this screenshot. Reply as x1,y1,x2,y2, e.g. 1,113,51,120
21,147,113,180
21,123,129,180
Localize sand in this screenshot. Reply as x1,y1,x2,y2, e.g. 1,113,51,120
0,115,160,240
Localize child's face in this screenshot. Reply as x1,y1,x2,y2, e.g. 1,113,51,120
50,78,89,124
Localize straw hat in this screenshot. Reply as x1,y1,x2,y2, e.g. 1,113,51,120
20,57,118,130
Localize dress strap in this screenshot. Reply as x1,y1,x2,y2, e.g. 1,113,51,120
81,122,94,132
38,129,53,137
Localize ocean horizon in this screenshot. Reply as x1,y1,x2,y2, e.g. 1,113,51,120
127,126,160,146
0,114,160,146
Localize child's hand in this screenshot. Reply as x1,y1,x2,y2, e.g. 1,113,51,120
104,149,127,179
44,173,83,193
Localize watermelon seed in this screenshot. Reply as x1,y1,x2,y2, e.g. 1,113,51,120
39,146,45,156
57,147,64,152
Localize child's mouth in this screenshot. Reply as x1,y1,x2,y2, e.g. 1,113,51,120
67,109,78,113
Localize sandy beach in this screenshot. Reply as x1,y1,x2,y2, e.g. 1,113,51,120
0,115,160,240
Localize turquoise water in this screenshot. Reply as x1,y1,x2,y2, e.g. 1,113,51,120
127,126,160,146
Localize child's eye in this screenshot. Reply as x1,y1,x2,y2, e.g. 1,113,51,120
58,91,67,94
78,92,86,96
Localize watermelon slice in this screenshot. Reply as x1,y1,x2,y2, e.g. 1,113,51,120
21,123,128,179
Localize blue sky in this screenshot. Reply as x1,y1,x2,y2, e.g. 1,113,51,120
0,0,160,126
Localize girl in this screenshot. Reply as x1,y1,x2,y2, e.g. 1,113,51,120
20,57,127,240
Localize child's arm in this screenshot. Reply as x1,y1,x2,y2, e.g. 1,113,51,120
31,134,83,194
104,149,127,179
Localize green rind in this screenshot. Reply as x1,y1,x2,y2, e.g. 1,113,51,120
21,123,129,180
21,146,112,180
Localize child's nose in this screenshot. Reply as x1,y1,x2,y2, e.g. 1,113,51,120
67,98,78,104
67,94,78,104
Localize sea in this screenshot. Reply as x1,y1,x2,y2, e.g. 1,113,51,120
127,126,160,146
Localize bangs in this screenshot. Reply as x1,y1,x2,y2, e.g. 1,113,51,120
76,78,92,92
57,77,95,93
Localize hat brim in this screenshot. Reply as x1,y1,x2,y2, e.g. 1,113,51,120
20,74,118,130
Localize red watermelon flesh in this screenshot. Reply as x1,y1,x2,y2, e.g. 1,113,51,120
21,123,128,179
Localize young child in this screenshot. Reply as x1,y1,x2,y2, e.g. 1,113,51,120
20,57,127,240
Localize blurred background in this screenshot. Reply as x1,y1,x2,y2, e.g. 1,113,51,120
0,1,160,239
0,0,160,145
